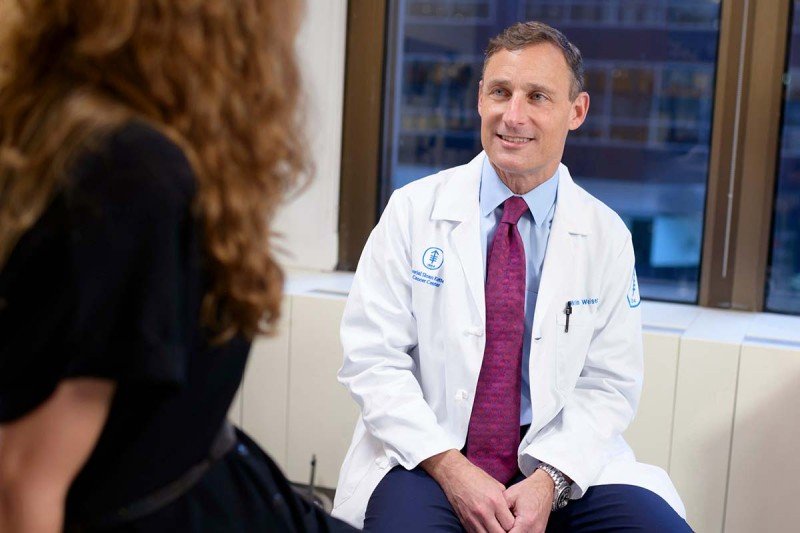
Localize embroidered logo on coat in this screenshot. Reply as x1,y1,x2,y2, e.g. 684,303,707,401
627,269,641,308
411,269,444,288
422,247,444,270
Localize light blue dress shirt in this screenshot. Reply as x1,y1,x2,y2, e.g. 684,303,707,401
479,157,558,426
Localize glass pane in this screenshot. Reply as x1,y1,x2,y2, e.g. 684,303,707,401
382,0,722,303
766,2,800,315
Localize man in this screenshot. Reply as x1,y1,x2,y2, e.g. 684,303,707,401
333,21,690,532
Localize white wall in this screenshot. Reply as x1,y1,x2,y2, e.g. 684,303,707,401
272,0,347,272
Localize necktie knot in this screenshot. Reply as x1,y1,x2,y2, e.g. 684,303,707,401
501,196,529,225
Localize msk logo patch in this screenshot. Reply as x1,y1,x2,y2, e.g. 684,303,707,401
422,247,444,270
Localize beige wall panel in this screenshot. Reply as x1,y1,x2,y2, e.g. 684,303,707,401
286,295,360,488
625,332,679,471
670,338,739,533
724,344,800,533
241,298,292,470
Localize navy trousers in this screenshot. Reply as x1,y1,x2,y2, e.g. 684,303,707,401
363,466,693,532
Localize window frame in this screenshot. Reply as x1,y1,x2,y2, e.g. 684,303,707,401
700,0,791,311
338,0,388,271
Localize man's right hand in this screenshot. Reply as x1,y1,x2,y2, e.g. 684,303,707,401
421,449,515,533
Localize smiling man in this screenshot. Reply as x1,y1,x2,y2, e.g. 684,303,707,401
333,22,691,533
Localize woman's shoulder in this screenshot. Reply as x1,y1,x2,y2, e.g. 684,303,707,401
70,121,197,214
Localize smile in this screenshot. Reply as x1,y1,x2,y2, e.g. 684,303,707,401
498,134,533,144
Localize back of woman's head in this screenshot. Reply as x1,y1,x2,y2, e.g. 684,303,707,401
0,0,307,340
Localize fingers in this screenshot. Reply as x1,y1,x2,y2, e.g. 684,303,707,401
509,513,550,533
488,523,508,533
464,515,491,533
483,517,508,533
496,501,516,531
469,498,512,533
508,518,541,533
444,463,516,533
503,491,514,509
486,488,514,531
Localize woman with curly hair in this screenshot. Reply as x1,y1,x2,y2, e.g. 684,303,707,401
0,1,353,531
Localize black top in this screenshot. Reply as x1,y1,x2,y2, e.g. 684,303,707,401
0,123,353,532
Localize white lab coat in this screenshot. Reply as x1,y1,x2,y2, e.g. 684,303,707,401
332,152,685,528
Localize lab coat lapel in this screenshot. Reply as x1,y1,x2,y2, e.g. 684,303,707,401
531,165,588,342
451,213,484,326
528,165,588,432
432,153,486,325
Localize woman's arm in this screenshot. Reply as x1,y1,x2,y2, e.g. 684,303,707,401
0,378,115,532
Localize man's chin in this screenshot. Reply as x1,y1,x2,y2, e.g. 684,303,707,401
487,153,534,175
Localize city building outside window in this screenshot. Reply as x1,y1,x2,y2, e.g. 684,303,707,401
767,1,800,314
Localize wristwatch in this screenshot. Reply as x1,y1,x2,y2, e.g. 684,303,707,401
536,462,571,512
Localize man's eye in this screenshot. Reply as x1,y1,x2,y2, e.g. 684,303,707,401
531,93,546,101
492,88,507,96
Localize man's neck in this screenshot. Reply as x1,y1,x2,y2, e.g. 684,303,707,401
492,162,558,195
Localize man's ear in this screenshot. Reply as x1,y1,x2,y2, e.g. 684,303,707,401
569,92,590,131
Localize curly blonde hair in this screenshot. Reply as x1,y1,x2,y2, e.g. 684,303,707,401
0,0,308,341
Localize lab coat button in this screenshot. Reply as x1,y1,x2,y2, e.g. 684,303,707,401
455,389,469,400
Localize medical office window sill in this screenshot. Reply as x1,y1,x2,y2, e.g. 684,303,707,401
283,270,800,351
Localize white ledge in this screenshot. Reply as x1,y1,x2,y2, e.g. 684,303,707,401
284,270,800,350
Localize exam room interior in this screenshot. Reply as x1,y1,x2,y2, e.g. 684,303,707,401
1,1,799,532
245,2,800,532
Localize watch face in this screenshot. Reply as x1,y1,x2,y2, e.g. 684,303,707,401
556,488,570,509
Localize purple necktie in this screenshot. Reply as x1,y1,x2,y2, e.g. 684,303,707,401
466,196,528,483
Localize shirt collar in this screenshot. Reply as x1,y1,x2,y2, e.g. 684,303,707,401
479,157,559,227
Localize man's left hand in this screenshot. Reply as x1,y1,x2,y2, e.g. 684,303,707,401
502,469,554,533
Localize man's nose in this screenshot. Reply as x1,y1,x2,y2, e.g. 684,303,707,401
502,94,526,126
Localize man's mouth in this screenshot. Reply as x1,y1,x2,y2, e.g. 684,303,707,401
498,134,533,144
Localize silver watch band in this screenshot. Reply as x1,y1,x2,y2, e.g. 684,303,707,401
536,462,572,512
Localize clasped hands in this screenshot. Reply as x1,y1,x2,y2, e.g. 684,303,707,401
422,449,555,533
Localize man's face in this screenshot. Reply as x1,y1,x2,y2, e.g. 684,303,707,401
478,43,589,187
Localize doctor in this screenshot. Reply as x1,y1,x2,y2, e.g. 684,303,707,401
333,21,690,533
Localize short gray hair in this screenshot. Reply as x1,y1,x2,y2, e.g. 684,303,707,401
483,21,585,100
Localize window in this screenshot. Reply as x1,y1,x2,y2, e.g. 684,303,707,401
380,0,721,303
340,0,795,315
767,1,800,314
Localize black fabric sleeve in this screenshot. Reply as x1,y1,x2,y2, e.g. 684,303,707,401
64,124,197,386
0,123,197,422
0,193,77,421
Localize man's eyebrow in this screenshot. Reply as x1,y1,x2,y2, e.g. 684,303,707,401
483,78,555,94
523,82,555,93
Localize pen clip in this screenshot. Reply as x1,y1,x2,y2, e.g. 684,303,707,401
564,301,572,333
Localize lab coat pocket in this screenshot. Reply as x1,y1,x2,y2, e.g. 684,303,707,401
555,311,593,393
